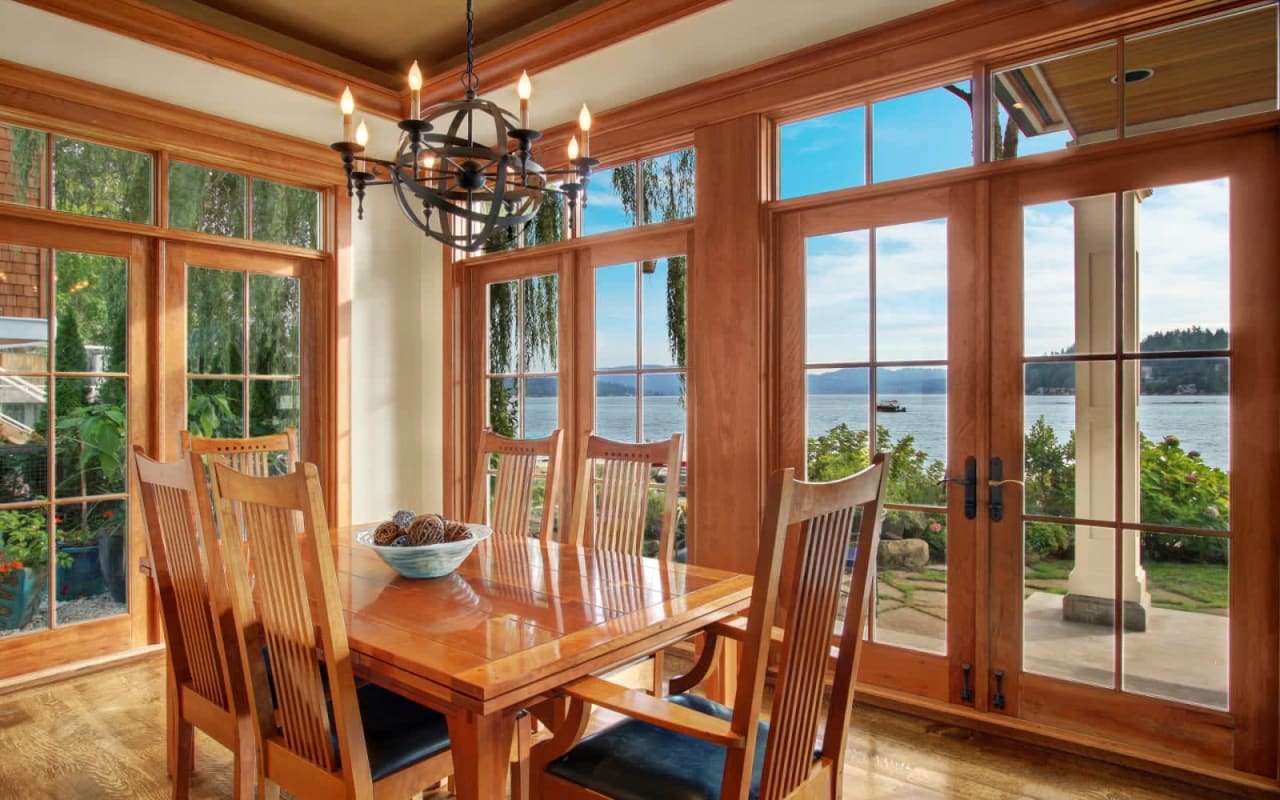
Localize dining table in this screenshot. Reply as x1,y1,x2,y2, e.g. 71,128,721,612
145,526,753,800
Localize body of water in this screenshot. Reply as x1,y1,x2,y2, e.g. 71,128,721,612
523,393,1229,470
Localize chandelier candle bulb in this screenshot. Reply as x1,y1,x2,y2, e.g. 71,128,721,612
340,87,354,143
355,119,369,171
518,70,532,128
408,61,423,121
579,104,592,157
568,135,580,161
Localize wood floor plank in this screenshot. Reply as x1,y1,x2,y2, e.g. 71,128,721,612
0,653,1249,799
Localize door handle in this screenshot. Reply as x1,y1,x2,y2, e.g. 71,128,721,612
988,457,1023,522
938,456,977,520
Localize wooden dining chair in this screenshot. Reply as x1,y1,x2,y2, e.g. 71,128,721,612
180,427,299,477
469,428,564,542
210,461,456,800
132,447,255,800
568,433,684,559
536,453,891,800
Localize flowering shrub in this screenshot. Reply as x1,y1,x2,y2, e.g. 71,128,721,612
0,508,67,572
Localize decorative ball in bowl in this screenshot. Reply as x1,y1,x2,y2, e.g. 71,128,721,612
356,511,492,579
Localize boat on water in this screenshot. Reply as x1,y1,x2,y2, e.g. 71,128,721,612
877,399,907,413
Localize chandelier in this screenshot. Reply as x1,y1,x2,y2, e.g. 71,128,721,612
331,0,598,251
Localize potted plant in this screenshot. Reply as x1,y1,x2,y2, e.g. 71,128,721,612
0,508,63,631
54,403,126,601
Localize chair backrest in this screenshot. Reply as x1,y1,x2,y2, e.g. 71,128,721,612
211,461,373,796
132,447,244,721
568,433,683,560
180,428,299,477
469,428,563,542
725,453,891,800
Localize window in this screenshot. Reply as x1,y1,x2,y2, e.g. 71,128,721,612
0,244,130,637
582,148,695,236
780,81,974,199
594,255,688,557
486,274,559,439
186,266,301,449
991,5,1278,159
168,161,321,249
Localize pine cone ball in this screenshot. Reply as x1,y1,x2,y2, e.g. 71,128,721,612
444,520,472,542
373,521,403,546
391,509,416,529
406,513,447,545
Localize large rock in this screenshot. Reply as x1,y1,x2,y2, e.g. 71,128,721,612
877,538,930,571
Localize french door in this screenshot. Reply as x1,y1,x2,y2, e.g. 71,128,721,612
776,184,984,703
777,130,1280,775
0,218,151,674
989,132,1279,773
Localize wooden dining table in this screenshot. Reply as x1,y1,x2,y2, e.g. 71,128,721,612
146,527,752,800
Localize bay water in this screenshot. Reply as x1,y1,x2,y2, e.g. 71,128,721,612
524,394,1229,470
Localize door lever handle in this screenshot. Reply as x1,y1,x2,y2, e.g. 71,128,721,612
988,458,1021,522
938,456,977,519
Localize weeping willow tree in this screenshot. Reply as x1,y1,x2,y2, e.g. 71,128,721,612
484,149,695,434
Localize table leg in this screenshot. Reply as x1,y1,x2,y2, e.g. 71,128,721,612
447,708,518,800
706,636,740,705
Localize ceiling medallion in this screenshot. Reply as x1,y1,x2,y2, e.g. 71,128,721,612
331,0,597,251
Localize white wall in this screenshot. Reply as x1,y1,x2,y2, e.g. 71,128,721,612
349,192,443,520
0,0,443,517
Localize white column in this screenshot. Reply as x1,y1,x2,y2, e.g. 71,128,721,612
1063,193,1150,631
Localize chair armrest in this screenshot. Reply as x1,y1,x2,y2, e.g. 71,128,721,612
560,675,744,748
706,616,838,660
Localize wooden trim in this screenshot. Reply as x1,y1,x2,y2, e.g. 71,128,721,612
0,58,341,185
418,0,729,110
536,0,1261,167
0,202,327,260
458,219,695,269
0,617,133,681
331,187,352,528
856,684,1280,800
19,0,728,126
0,644,165,696
13,0,402,119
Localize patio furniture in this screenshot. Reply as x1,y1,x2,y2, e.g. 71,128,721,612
536,453,891,800
469,427,564,542
133,447,256,800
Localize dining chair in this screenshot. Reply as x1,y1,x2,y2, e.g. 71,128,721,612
568,432,684,695
132,447,255,800
180,427,299,477
568,433,684,559
210,460,457,799
535,453,891,800
470,427,564,542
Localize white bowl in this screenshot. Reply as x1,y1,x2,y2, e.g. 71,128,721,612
356,523,492,579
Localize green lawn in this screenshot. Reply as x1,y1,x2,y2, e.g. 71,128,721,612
1022,558,1228,612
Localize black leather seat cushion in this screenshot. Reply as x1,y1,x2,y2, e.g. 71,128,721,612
546,693,769,800
351,682,452,781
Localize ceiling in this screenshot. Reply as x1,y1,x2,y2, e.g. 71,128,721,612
139,0,606,85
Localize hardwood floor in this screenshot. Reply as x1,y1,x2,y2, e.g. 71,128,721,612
0,653,1248,799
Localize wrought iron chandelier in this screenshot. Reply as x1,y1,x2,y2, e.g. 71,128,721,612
331,0,598,251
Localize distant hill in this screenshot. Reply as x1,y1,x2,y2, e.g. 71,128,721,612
808,367,947,395
1027,327,1228,395
528,369,684,397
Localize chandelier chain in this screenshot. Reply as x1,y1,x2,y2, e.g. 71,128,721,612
462,0,479,97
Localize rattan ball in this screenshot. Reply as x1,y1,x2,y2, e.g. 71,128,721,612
373,520,403,546
406,513,447,545
391,509,417,529
444,520,473,542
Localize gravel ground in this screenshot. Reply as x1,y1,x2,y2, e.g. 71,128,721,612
0,593,127,637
